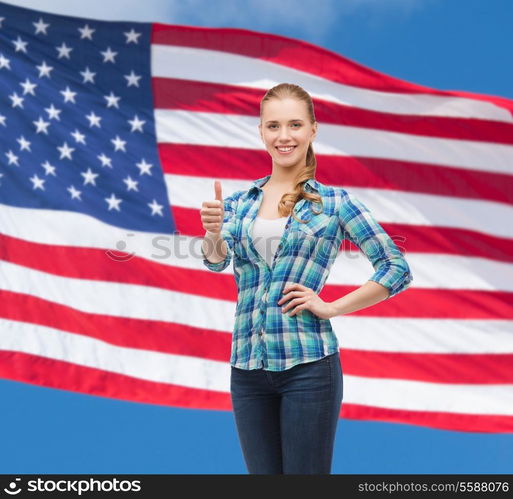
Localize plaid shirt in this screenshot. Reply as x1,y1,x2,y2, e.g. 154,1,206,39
202,174,413,371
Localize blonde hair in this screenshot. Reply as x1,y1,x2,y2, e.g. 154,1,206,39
260,82,323,224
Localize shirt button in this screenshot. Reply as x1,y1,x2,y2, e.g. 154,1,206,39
259,331,263,336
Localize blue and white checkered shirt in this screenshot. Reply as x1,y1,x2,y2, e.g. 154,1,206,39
201,174,413,371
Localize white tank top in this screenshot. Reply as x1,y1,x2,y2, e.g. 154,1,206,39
251,216,288,267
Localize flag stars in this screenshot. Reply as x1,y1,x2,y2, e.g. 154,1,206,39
56,42,73,59
78,24,95,40
0,17,5,29
33,116,50,134
12,36,28,53
9,92,24,108
148,199,164,216
85,111,101,128
0,114,6,126
67,185,82,200
30,174,45,190
128,114,145,132
41,160,57,176
0,53,11,70
124,28,142,44
101,46,117,63
80,66,96,84
123,176,139,192
124,70,141,87
36,60,53,78
17,136,31,151
20,78,37,95
104,91,120,108
6,150,19,166
33,18,50,35
136,158,153,175
97,153,112,168
71,129,86,144
81,168,99,186
111,135,127,152
60,86,77,103
45,103,62,120
105,193,122,211
57,141,75,160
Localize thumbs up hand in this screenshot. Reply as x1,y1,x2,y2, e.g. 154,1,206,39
200,180,225,235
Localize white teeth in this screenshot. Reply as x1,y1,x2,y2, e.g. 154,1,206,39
277,146,294,151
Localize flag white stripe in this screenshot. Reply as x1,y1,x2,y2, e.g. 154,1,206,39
151,44,513,123
2,206,513,292
167,174,513,239
2,261,513,354
1,318,512,415
155,110,513,175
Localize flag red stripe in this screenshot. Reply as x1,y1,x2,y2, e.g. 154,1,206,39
342,404,513,433
150,23,513,119
3,235,513,320
0,351,230,410
153,77,513,146
175,203,513,264
1,351,511,432
159,144,513,207
2,290,513,384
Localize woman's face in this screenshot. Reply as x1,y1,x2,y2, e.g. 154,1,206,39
259,97,317,170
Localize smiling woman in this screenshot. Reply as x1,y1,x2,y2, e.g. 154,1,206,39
199,82,413,475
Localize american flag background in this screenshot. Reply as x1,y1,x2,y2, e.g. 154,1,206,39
1,0,513,438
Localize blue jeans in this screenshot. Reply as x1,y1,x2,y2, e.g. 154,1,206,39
230,351,343,474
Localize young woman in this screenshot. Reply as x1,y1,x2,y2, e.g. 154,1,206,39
200,83,413,474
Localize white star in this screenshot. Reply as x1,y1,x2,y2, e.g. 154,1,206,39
0,172,3,186
78,24,95,40
123,176,139,192
41,160,57,176
0,53,10,70
17,135,31,151
6,150,19,166
33,116,50,134
67,185,82,200
81,168,99,186
33,18,50,35
111,135,127,152
124,70,141,87
70,129,86,144
104,91,120,108
9,92,24,108
80,66,96,83
36,60,53,78
45,103,61,120
30,174,45,190
12,36,28,53
136,158,153,175
85,111,101,128
20,78,37,95
60,86,77,103
124,28,142,44
0,114,6,126
105,193,122,211
128,114,145,132
148,199,164,216
0,17,4,29
97,153,112,168
100,46,117,63
57,141,75,160
56,42,72,59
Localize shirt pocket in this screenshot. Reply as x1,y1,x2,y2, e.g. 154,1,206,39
291,211,333,238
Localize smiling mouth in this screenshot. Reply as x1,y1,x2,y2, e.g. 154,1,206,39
276,146,296,154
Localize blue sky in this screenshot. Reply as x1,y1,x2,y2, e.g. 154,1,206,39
1,0,512,474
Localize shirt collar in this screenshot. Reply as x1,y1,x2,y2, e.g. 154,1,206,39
248,175,320,193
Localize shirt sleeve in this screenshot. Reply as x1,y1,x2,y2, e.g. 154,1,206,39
201,190,242,272
338,189,413,299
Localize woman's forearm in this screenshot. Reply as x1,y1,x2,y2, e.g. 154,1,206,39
202,231,228,264
330,280,390,317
